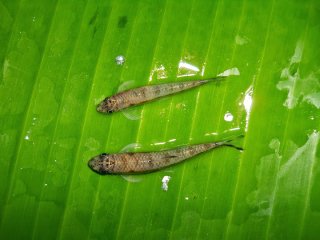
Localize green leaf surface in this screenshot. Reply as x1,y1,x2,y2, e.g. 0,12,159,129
0,0,319,239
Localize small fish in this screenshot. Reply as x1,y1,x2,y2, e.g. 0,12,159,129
88,137,243,175
97,76,225,113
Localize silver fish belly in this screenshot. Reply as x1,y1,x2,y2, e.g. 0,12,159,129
88,139,242,175
97,77,225,113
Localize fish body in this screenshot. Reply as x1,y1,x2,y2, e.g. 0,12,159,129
97,77,225,113
88,139,242,175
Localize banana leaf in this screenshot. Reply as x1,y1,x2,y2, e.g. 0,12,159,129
0,0,319,239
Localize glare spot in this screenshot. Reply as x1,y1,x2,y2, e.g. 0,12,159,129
243,86,253,131
153,141,166,146
204,132,218,136
178,61,200,72
218,67,240,77
244,91,253,113
227,127,241,132
178,60,200,77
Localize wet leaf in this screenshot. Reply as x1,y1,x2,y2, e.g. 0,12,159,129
0,0,319,239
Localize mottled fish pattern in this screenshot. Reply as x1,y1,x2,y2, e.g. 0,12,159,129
88,139,242,175
97,77,225,113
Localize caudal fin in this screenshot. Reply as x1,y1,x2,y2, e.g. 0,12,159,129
218,134,244,151
199,76,227,84
222,143,244,151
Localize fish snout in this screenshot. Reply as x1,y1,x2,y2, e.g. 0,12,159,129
96,98,115,113
88,153,111,175
88,158,98,172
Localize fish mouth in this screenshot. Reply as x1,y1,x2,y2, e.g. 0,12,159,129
87,158,95,170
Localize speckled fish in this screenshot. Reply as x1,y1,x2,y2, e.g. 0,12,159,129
97,76,225,113
88,138,243,175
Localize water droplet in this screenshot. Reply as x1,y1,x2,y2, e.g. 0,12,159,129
115,55,125,65
224,112,234,122
235,35,250,45
149,64,167,81
162,176,171,191
24,130,31,140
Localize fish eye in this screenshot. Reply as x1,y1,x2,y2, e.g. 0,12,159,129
107,109,113,113
100,153,107,157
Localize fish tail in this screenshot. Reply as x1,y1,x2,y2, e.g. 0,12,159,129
216,134,244,151
221,143,244,151
198,76,227,85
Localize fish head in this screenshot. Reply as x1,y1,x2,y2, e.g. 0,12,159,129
96,97,116,113
88,153,113,174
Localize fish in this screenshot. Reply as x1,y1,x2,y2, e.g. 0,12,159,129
97,76,226,113
88,137,243,175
